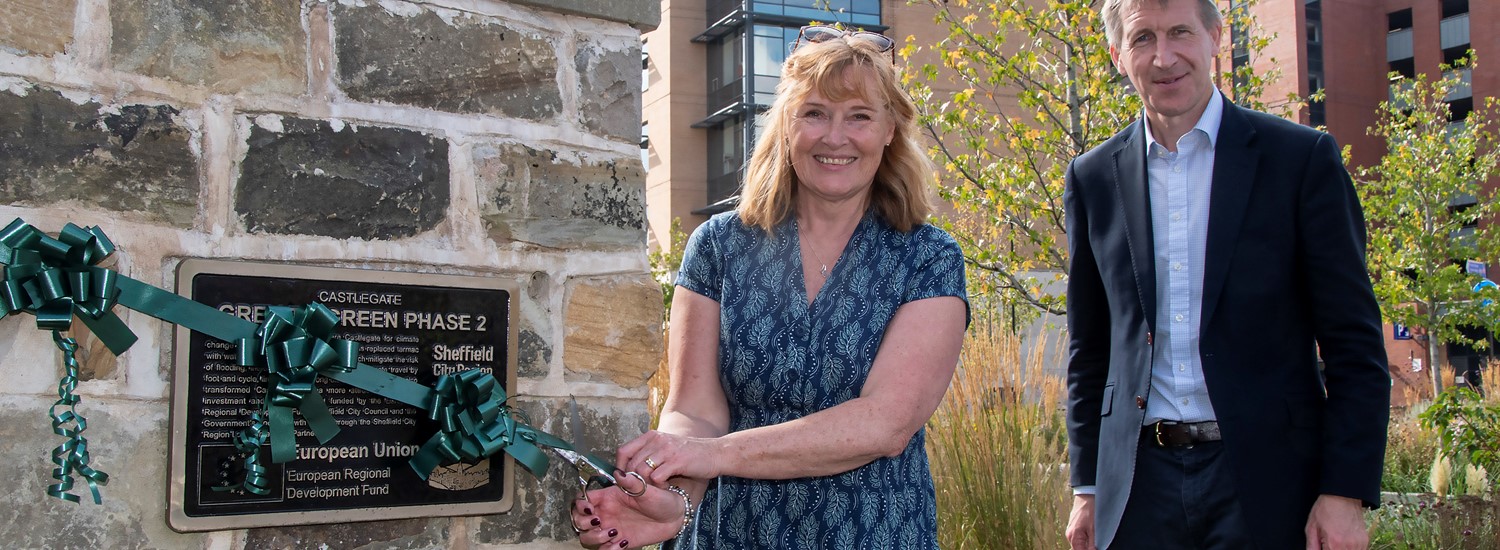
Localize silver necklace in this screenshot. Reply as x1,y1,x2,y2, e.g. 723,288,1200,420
796,219,837,278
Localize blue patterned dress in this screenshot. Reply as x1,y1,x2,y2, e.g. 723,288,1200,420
672,211,968,549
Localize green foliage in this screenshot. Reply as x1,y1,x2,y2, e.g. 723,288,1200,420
1386,404,1442,494
1358,57,1500,393
1422,387,1500,483
1368,494,1500,549
903,0,1290,324
648,218,689,321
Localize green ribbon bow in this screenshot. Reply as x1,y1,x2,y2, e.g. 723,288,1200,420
0,218,137,353
236,303,359,464
409,369,560,480
0,219,131,504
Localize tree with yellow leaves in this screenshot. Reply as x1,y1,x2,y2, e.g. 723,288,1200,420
1359,56,1500,395
904,0,1292,325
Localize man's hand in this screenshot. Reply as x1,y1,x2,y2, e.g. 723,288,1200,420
1066,494,1096,550
1304,494,1369,550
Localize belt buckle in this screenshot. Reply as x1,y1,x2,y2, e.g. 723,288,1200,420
1154,422,1167,447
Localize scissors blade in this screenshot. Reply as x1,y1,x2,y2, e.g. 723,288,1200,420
570,396,590,453
566,396,617,488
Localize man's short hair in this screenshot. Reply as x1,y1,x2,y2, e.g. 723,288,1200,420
1100,0,1224,48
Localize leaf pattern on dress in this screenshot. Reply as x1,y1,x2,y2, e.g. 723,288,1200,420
673,212,967,549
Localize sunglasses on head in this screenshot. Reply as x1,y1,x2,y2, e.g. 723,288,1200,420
793,25,895,62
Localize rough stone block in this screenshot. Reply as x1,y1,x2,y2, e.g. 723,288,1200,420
517,272,555,379
576,39,643,142
563,275,663,388
0,0,75,56
111,0,306,95
474,144,646,248
0,396,204,548
335,3,560,121
507,0,659,30
472,397,650,545
244,518,448,550
235,115,449,240
0,86,198,226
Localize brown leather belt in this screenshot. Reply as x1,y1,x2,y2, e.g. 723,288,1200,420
1143,421,1221,448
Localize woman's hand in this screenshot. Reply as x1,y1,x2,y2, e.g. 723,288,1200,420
570,470,686,549
617,430,721,486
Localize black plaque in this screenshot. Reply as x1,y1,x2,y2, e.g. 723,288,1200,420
168,260,518,531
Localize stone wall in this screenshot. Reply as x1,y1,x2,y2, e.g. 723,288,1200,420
0,0,660,548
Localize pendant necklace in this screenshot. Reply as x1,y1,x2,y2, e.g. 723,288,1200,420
796,219,838,278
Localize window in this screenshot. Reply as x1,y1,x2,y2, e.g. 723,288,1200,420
750,25,800,107
1441,0,1469,19
1390,57,1416,80
749,0,880,27
1388,8,1412,31
1448,97,1473,122
707,32,745,112
1444,46,1471,66
706,115,748,205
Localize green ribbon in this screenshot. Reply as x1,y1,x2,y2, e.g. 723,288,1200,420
47,332,109,504
0,218,137,355
409,369,570,480
4,216,617,503
235,303,357,464
0,218,128,504
212,410,271,495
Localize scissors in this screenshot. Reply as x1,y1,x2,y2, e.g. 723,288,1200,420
551,397,645,500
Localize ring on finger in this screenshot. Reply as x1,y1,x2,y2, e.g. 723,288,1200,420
643,457,658,469
619,471,647,497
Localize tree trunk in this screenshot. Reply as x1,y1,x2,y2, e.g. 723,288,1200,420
1429,336,1445,395
1429,308,1445,395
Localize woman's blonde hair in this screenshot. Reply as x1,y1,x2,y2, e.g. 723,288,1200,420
736,36,935,232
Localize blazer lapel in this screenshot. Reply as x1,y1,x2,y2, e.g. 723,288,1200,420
1111,121,1156,328
1200,103,1259,327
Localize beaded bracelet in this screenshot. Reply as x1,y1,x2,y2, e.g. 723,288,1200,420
665,484,695,539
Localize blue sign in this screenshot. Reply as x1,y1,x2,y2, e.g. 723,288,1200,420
1468,260,1488,278
1393,323,1413,340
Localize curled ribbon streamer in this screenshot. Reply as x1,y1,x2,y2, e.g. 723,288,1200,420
213,410,271,496
233,303,358,464
0,219,136,355
410,370,555,480
47,332,109,504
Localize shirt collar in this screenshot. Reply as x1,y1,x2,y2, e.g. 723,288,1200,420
1143,90,1224,153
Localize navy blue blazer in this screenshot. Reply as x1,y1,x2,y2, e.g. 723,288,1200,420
1063,100,1390,549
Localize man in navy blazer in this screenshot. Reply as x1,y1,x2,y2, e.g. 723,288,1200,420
1063,1,1390,549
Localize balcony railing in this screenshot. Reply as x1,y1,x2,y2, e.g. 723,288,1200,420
1387,28,1413,62
1388,77,1414,106
1445,68,1472,102
1441,13,1470,50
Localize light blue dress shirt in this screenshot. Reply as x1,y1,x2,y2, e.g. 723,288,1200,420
1142,90,1224,425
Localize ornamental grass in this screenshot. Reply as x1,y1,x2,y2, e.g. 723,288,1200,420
925,324,1072,549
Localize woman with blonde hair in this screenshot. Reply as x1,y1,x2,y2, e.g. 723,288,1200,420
571,26,968,549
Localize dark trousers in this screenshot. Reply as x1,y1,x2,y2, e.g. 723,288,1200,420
1109,437,1256,549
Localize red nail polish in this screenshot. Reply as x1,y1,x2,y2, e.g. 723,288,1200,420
591,518,600,527
619,541,629,548
583,507,592,515
608,528,618,538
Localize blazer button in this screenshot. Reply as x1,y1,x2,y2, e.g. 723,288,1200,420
1135,396,1146,409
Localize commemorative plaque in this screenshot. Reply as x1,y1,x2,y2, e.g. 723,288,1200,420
168,260,519,531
